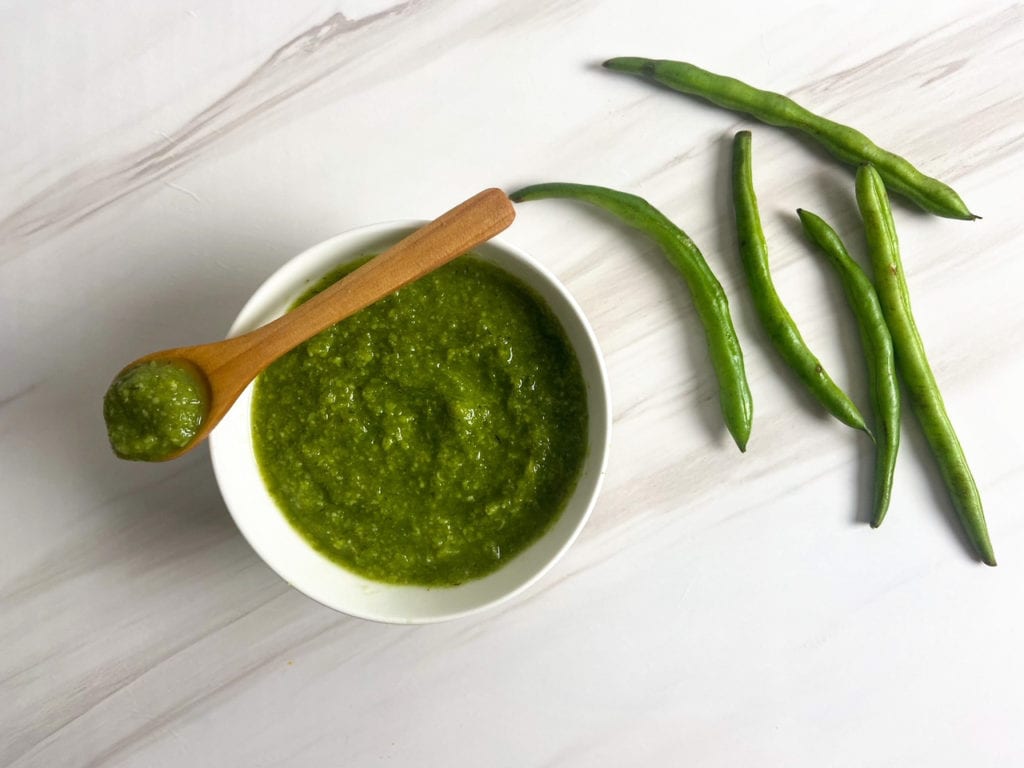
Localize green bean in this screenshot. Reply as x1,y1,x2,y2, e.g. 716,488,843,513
604,57,977,221
509,182,753,451
855,163,994,564
731,131,867,433
797,208,900,526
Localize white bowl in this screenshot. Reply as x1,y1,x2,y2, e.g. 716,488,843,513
210,221,611,623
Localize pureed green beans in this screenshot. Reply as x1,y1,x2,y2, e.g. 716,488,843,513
604,57,978,221
509,182,754,452
797,209,900,527
855,164,995,565
731,131,867,433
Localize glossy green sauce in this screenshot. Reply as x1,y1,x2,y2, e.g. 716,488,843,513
252,256,588,587
103,360,207,461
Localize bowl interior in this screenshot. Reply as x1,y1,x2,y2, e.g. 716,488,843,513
209,221,611,623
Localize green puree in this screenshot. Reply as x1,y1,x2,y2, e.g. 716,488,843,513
103,360,207,461
252,256,588,587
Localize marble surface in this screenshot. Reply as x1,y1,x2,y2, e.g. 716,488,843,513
3,1,1024,765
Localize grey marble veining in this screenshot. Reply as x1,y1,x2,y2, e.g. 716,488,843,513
3,1,1024,766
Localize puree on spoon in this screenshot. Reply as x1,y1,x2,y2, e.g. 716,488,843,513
103,360,208,461
252,255,588,587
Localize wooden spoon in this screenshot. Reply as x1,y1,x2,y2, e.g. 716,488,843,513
112,188,516,460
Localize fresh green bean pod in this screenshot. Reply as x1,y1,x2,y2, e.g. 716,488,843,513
604,57,977,221
797,208,900,526
509,182,753,451
731,131,867,433
855,164,994,565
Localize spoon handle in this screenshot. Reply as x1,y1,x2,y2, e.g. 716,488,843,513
204,188,516,390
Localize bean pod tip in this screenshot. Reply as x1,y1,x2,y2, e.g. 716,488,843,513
602,57,655,76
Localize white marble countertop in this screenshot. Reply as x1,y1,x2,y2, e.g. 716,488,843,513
4,1,1024,765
